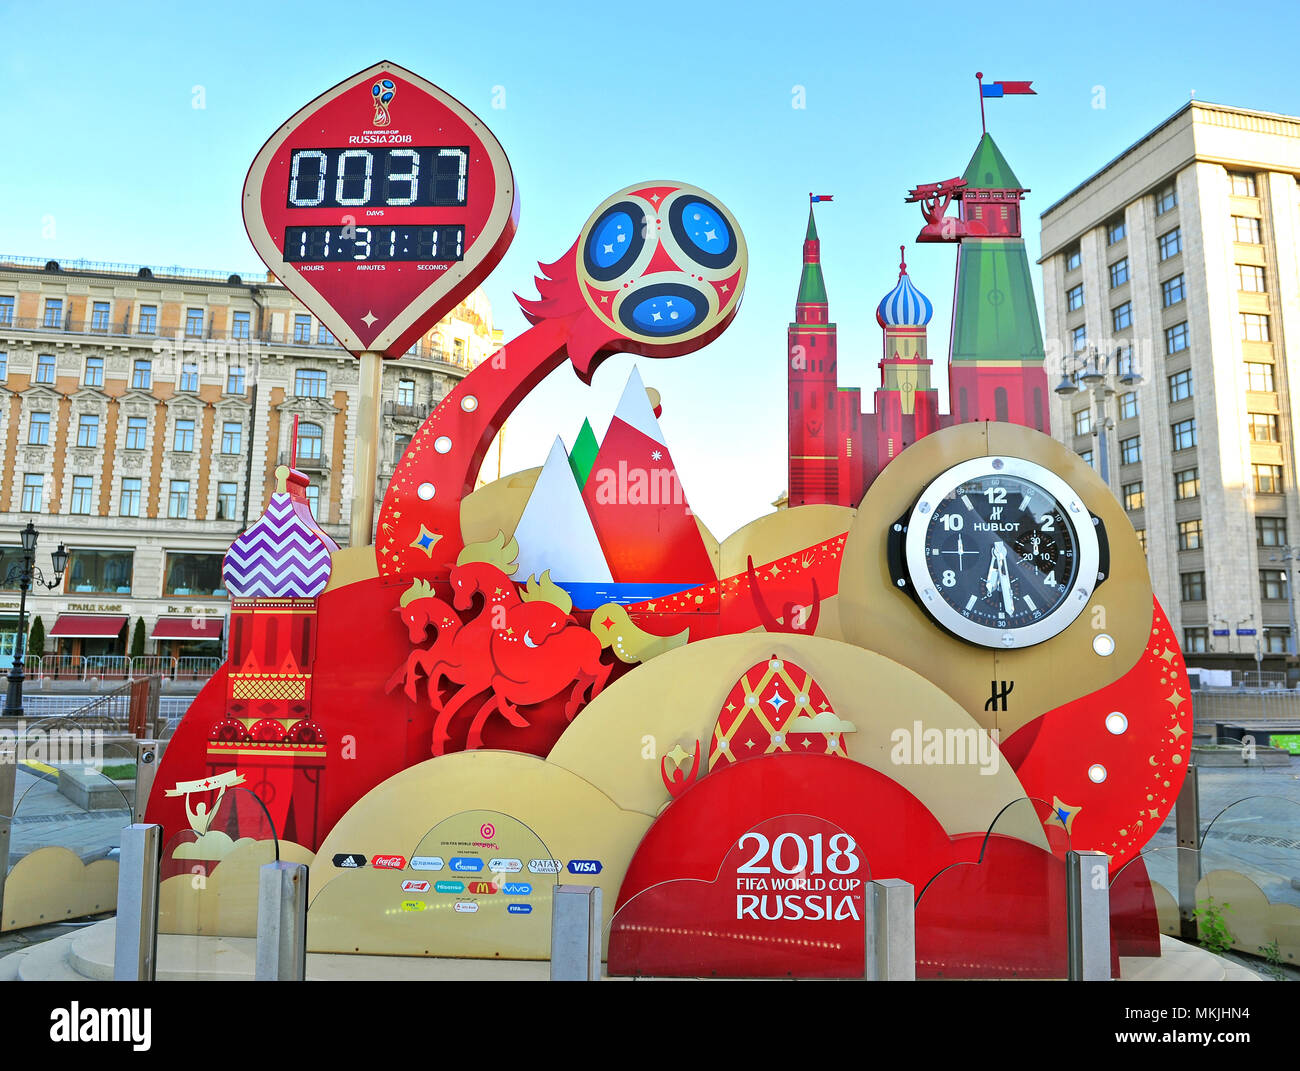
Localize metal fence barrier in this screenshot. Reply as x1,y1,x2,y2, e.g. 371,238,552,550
21,654,222,683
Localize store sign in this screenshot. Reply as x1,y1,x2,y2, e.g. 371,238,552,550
67,603,123,612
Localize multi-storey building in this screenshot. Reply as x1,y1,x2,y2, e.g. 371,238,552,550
0,256,500,668
1040,101,1300,670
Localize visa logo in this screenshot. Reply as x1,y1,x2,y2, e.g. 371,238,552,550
502,882,532,896
507,903,533,915
449,857,483,872
567,860,602,874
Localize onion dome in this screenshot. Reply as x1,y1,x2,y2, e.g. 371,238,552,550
876,246,933,327
223,466,338,598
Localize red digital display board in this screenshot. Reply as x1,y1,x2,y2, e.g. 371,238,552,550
242,61,518,358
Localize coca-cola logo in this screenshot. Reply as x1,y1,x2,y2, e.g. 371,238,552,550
371,855,407,870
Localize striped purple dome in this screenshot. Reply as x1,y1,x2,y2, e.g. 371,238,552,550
876,246,933,328
223,468,337,598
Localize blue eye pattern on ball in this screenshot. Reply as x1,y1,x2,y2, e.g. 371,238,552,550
668,196,735,270
618,282,706,337
582,201,645,282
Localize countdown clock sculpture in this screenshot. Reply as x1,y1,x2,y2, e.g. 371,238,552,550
890,456,1108,649
242,61,518,547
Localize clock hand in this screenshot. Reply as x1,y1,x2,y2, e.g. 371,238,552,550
984,547,999,596
999,557,1015,615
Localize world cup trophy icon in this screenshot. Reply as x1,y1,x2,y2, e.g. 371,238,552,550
371,78,395,127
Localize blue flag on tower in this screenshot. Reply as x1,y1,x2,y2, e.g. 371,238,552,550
810,194,833,203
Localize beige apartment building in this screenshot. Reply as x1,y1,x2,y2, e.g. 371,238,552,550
1040,101,1300,672
0,256,500,670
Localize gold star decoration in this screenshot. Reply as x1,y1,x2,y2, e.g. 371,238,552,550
1044,796,1082,835
665,743,691,768
1165,689,1187,709
409,525,442,557
1170,723,1186,740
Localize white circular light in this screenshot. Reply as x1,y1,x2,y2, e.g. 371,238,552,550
461,395,478,412
1087,763,1107,783
417,483,435,501
772,733,784,744
434,436,452,454
1105,711,1128,735
1093,633,1115,656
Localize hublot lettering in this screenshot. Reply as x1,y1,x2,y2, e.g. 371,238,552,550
984,680,1015,712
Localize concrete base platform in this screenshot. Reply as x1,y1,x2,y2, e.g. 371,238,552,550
0,920,1260,981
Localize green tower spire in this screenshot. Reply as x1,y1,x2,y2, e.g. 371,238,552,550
796,206,827,308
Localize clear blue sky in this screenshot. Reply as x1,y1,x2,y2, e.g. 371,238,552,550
3,0,1298,539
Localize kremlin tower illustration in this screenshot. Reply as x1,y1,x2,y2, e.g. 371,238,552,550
787,128,1049,508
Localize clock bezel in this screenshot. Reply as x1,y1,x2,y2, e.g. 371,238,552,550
901,455,1101,649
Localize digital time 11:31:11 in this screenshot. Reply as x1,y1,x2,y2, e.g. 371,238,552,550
283,224,465,262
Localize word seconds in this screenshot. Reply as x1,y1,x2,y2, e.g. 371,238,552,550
284,225,465,263
285,147,469,208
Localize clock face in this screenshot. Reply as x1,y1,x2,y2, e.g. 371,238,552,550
902,457,1101,648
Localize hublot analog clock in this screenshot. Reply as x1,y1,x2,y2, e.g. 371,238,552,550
889,456,1107,649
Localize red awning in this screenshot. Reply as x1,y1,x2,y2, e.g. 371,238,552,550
49,614,128,639
151,616,224,641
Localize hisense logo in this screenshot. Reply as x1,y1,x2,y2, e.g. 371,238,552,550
50,1003,151,1051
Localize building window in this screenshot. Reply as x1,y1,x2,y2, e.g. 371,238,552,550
1236,264,1266,292
1122,481,1144,511
168,480,190,518
1171,418,1196,451
1162,274,1185,307
163,553,226,597
137,305,157,333
1177,519,1202,550
1240,313,1270,342
1260,569,1288,601
43,298,63,328
1065,247,1081,271
231,311,250,340
69,475,93,515
1078,448,1094,467
1233,216,1261,244
125,416,147,450
185,308,204,338
120,478,141,517
221,421,242,454
0,352,6,380
173,419,195,452
1119,392,1139,420
1071,326,1087,353
1184,628,1208,654
90,301,110,331
1112,301,1132,331
217,482,238,520
397,379,416,407
1253,464,1283,494
227,366,246,394
1165,321,1189,354
1248,412,1280,442
1175,468,1200,500
1109,258,1129,288
295,369,327,397
394,433,412,461
1155,184,1177,215
84,356,104,387
0,296,13,325
318,324,335,344
1072,409,1091,437
1257,517,1287,546
1158,227,1182,260
1134,528,1147,553
1066,284,1084,312
1107,218,1126,244
305,484,321,519
1229,172,1257,197
1168,369,1193,402
1120,436,1141,465
180,363,199,391
1180,572,1205,601
63,549,133,594
36,353,56,384
1266,628,1291,654
21,474,43,512
298,422,324,461
132,359,152,389
28,412,50,446
453,338,466,363
76,414,99,448
293,314,312,343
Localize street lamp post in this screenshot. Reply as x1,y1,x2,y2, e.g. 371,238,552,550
3,522,68,718
1054,346,1141,491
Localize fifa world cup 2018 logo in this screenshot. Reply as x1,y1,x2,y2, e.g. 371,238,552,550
372,78,395,127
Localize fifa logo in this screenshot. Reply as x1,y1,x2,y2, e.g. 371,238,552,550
371,78,395,127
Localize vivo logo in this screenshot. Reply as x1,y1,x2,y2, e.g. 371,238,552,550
502,882,532,896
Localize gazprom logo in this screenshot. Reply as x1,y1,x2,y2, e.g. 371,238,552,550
449,857,483,872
